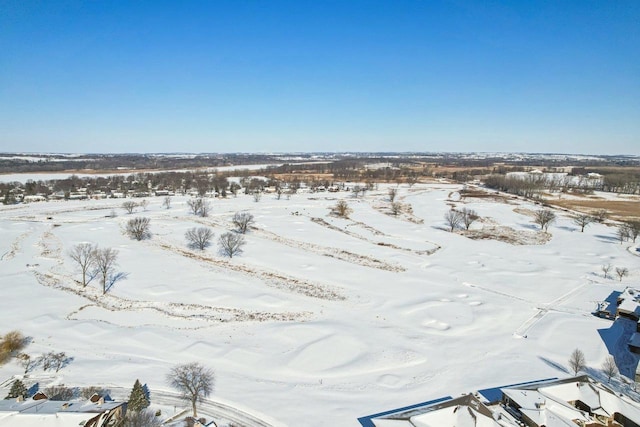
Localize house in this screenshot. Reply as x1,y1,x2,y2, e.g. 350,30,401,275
0,395,127,427
359,376,640,427
501,376,640,427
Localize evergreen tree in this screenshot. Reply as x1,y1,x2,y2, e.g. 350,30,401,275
5,379,27,399
127,379,150,412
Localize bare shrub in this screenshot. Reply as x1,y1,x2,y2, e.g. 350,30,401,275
126,217,151,241
43,385,75,401
332,200,352,218
572,214,593,232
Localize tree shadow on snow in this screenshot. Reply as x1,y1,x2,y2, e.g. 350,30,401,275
594,234,619,243
519,223,541,231
538,356,569,374
598,318,640,379
105,272,129,293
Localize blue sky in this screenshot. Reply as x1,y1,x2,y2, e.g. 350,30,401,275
1,1,638,154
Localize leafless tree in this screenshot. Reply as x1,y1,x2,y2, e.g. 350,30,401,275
139,199,149,211
616,267,629,282
123,409,163,427
626,221,640,243
162,196,171,209
94,247,119,294
17,353,38,374
388,188,398,202
218,232,245,258
602,355,618,382
68,243,96,287
352,185,362,198
333,200,352,218
187,198,210,217
616,224,630,244
166,362,214,417
122,201,138,214
602,264,612,279
185,227,214,250
406,176,418,187
568,348,586,376
533,209,556,231
252,192,262,203
390,202,402,216
126,217,151,241
573,214,593,232
592,209,608,223
232,212,254,234
461,207,479,230
48,351,71,372
444,209,463,232
43,385,74,401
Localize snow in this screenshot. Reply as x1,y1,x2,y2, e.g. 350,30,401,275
0,183,638,426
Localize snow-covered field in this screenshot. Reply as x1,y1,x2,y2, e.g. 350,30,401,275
0,183,637,426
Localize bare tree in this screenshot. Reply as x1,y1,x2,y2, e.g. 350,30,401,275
461,207,479,230
573,214,593,232
390,202,402,216
568,348,586,376
166,362,214,418
218,232,245,258
616,267,629,282
388,188,398,202
533,209,556,231
124,409,163,427
185,227,214,250
139,199,149,211
17,353,38,374
232,212,255,234
252,192,262,203
602,264,612,279
602,355,618,382
162,196,171,209
68,243,96,287
332,200,352,218
126,217,151,241
94,247,119,294
187,198,210,217
122,201,138,214
616,224,630,244
626,221,640,243
592,209,608,223
49,351,71,372
444,210,463,232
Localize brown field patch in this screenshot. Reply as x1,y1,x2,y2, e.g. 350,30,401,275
544,199,640,221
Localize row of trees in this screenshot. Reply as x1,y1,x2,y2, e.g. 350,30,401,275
17,351,71,374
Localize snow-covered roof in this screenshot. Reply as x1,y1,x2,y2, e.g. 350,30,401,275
410,404,501,427
503,377,640,427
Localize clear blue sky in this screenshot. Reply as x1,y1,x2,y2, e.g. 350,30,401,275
1,1,638,154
